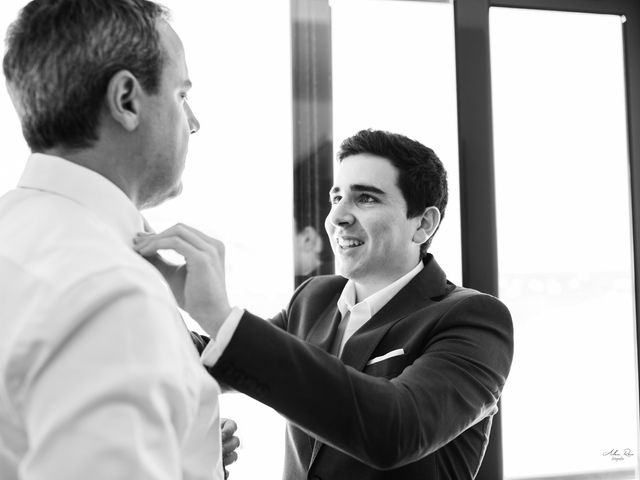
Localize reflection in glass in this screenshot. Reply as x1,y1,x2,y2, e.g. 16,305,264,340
491,7,638,480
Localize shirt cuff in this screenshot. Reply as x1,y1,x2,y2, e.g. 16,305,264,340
201,306,244,367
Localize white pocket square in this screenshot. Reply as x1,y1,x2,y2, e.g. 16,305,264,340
366,348,405,366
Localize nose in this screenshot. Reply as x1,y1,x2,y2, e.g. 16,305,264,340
185,102,200,134
326,199,355,228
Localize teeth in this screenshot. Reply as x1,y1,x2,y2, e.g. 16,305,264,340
337,238,364,248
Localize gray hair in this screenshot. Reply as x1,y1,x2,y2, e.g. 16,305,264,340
3,0,169,151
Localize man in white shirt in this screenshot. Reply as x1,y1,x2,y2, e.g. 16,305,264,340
0,1,236,479
135,129,515,479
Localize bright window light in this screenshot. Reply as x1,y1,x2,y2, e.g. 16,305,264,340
491,7,639,479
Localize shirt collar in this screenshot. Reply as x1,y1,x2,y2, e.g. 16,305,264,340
337,261,425,318
17,153,144,246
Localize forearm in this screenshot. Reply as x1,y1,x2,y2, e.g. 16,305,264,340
210,297,512,469
210,313,422,467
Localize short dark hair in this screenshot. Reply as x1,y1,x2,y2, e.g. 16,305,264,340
337,129,448,256
3,0,169,151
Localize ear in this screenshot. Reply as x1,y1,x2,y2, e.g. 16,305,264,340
412,206,441,245
105,70,143,132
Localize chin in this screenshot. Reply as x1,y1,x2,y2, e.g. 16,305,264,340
169,181,183,198
139,182,183,210
159,181,183,202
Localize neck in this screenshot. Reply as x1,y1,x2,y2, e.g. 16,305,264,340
351,261,422,302
352,276,398,302
43,145,140,207
352,283,378,303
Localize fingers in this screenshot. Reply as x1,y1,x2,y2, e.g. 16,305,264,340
133,224,225,266
222,435,240,455
133,222,231,332
138,223,223,253
221,418,240,456
221,418,240,467
221,418,238,440
223,450,239,467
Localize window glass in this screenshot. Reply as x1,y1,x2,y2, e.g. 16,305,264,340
331,0,461,283
491,7,638,479
146,3,294,478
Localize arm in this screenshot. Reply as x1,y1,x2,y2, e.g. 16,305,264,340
12,270,202,480
209,295,513,469
133,224,513,469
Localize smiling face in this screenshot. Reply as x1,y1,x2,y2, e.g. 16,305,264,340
325,153,423,295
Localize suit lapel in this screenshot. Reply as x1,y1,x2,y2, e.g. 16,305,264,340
306,295,343,466
309,255,451,467
304,290,343,352
341,254,449,371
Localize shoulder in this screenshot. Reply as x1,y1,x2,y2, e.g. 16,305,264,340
276,275,347,331
290,274,347,305
0,190,162,294
0,195,175,344
440,285,511,318
397,272,513,342
428,284,513,352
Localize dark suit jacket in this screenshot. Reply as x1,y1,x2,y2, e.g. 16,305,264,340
207,255,513,479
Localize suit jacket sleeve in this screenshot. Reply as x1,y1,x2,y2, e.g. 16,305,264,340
209,280,513,470
190,300,294,392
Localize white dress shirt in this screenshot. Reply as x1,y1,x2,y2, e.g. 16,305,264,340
335,261,424,356
0,154,223,480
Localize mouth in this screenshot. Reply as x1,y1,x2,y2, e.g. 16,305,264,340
335,236,365,250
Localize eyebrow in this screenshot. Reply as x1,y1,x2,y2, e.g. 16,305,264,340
330,184,386,195
183,79,193,89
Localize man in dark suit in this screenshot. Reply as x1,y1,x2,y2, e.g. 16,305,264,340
135,129,514,479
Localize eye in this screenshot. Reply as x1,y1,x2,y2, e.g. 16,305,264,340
330,195,341,205
180,92,189,101
357,194,377,204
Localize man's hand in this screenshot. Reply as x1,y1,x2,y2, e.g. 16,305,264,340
221,418,240,478
133,223,231,337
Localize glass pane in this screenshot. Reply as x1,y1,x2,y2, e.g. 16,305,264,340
1,1,293,478
490,7,639,479
331,0,462,283
146,2,293,479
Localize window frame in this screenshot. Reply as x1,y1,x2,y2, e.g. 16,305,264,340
292,0,640,478
455,1,640,477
